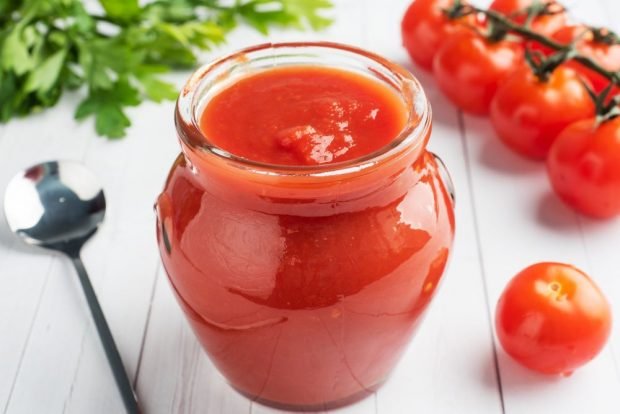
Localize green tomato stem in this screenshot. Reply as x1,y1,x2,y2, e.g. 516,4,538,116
451,5,620,86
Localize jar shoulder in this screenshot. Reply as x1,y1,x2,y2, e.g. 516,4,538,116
156,152,455,311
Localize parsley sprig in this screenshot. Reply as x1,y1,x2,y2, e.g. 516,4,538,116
0,0,333,138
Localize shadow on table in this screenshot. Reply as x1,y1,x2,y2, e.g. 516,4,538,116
495,349,567,389
463,116,540,176
479,346,505,395
537,191,619,235
478,137,541,176
535,191,582,234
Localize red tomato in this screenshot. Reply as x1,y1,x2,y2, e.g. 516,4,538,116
489,0,567,37
548,25,620,92
547,117,620,218
402,0,479,70
433,30,523,115
490,66,595,159
496,263,611,376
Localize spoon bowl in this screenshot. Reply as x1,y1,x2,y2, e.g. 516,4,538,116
4,161,106,251
3,160,139,414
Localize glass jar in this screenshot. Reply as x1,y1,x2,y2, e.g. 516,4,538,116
155,42,455,411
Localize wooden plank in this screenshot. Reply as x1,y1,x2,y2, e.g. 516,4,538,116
573,0,620,398
137,269,252,414
0,102,94,413
377,88,505,412
461,114,620,414
460,1,620,413
2,90,177,413
363,1,504,413
61,100,180,413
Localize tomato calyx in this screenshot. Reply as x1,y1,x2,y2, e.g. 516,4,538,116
485,18,511,43
486,2,561,43
524,46,576,82
519,1,565,26
443,0,475,20
590,27,620,46
583,82,620,123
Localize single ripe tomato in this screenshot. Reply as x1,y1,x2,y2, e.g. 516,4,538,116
489,0,567,37
496,263,612,376
402,0,479,70
433,30,523,115
490,66,595,159
547,25,620,92
547,117,620,218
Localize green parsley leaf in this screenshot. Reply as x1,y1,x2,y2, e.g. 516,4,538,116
284,0,333,30
24,48,67,95
0,70,19,122
75,78,141,138
0,0,19,17
1,29,36,75
99,0,141,21
236,0,333,34
135,66,179,103
0,0,334,139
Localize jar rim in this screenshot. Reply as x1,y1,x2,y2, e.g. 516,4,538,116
175,41,431,178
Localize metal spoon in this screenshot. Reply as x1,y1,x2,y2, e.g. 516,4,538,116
3,161,140,414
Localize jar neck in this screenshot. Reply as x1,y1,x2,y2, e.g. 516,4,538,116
178,129,431,217
174,42,432,216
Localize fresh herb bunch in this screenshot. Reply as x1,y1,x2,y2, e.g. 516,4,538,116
0,0,333,138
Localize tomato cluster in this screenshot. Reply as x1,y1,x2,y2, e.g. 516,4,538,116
402,0,620,219
402,0,616,377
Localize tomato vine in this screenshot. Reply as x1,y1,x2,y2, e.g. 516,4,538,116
445,1,620,119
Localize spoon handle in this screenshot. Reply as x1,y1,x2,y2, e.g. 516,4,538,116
71,255,141,414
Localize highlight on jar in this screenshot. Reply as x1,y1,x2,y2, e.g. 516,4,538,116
155,42,456,411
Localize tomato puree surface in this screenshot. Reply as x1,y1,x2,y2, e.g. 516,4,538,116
200,66,408,165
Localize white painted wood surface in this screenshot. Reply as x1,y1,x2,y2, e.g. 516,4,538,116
1,1,619,413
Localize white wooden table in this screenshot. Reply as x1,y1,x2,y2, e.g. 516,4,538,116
2,0,620,413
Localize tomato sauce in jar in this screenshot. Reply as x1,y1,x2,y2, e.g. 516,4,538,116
156,42,455,410
200,66,408,166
